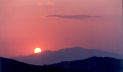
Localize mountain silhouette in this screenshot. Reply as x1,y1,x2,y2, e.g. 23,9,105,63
14,47,123,65
0,57,68,72
50,57,123,72
1,57,123,72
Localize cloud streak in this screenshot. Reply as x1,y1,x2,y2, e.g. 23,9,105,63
47,15,100,19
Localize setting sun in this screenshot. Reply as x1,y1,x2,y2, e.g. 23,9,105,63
34,48,42,54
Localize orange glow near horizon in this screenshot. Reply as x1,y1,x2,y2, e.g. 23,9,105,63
34,48,42,54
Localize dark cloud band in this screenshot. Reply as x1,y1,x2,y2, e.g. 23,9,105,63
47,15,100,19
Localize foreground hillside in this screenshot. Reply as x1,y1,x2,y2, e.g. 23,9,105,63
0,57,66,72
0,57,123,72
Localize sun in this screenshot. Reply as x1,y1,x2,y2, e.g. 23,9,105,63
34,48,42,54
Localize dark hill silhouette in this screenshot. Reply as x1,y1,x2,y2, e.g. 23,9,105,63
0,57,123,72
51,57,123,72
14,47,123,65
0,57,69,72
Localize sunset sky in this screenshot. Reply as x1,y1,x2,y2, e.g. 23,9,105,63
0,0,122,57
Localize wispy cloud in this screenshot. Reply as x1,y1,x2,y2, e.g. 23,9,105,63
47,15,100,19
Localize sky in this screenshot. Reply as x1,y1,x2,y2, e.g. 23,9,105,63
0,0,122,57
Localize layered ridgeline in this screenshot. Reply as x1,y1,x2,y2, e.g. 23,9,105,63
14,47,123,65
0,57,123,72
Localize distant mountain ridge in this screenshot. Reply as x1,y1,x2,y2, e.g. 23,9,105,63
1,57,123,72
14,47,123,65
